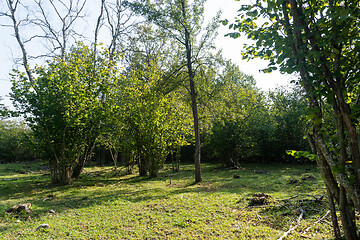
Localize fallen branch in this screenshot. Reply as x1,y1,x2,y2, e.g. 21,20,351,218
242,204,282,210
301,210,330,235
277,207,305,240
275,195,299,202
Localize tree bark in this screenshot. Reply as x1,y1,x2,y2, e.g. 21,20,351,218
325,185,341,240
6,0,34,83
339,187,358,240
284,1,360,238
181,0,202,183
139,157,148,176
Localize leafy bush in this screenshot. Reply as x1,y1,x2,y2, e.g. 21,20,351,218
0,120,36,162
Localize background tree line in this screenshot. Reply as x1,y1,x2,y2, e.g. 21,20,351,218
0,72,309,170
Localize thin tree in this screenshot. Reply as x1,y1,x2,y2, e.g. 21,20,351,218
127,0,220,182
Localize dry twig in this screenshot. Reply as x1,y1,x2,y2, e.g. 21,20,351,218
301,210,330,235
277,207,305,240
275,195,299,202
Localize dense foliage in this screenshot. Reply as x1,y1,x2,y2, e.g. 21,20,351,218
11,44,121,184
115,61,191,177
204,83,309,167
0,120,36,163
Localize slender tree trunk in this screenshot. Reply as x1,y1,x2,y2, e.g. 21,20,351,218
72,140,96,179
189,75,202,183
113,150,118,170
339,187,358,239
72,158,87,179
6,0,34,84
181,0,201,183
325,185,341,240
333,87,360,187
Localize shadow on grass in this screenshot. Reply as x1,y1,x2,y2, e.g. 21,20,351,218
0,162,324,227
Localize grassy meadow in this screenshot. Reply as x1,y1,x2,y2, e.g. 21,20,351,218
0,162,334,239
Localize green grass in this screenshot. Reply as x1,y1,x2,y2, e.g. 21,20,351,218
0,162,333,239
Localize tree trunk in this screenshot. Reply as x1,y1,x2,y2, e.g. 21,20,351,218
59,163,71,185
72,142,96,179
113,150,118,170
71,159,86,180
190,76,202,183
6,0,34,84
325,185,341,240
181,0,202,183
139,157,148,176
339,187,358,240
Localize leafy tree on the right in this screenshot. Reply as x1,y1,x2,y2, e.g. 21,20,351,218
226,1,360,239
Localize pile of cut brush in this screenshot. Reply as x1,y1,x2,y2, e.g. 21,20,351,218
245,193,329,239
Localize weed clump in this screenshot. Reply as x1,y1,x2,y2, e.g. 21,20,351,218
248,193,271,206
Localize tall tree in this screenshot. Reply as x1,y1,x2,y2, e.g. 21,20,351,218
226,1,360,239
126,0,220,182
10,43,121,184
2,0,137,182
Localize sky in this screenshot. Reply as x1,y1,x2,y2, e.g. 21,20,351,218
0,0,291,108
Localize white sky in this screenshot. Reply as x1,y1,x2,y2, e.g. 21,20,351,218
0,0,291,108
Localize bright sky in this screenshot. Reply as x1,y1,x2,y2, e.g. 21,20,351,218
0,0,291,108
205,0,291,89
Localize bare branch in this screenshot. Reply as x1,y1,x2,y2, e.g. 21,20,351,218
23,34,49,44
0,12,11,17
31,0,87,59
5,0,34,83
277,207,305,240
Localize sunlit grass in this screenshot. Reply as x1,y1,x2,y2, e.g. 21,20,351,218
0,162,333,239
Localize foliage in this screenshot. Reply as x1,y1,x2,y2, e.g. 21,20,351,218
119,61,191,177
0,97,9,119
126,0,222,183
10,43,121,184
205,72,269,166
0,120,36,162
226,0,360,238
268,86,310,161
0,162,332,239
203,62,308,166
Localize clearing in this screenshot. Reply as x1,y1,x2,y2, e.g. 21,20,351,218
0,162,333,239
